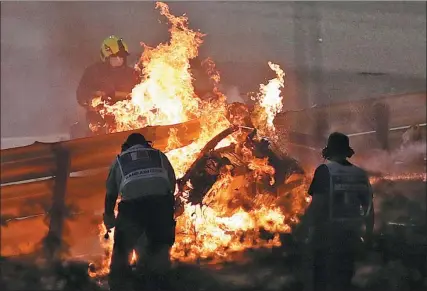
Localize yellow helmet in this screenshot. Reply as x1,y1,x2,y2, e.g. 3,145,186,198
100,35,129,62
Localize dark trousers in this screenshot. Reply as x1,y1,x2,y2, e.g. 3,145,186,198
313,250,356,291
109,195,175,290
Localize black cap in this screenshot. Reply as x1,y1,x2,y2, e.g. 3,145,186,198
322,132,355,159
123,133,152,149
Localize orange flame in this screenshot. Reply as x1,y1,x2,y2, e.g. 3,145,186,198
370,172,426,184
130,250,137,266
251,62,285,137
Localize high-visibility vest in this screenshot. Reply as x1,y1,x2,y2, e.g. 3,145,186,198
325,161,372,227
116,145,172,200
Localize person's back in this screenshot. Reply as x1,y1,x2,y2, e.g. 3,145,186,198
103,133,176,291
297,132,374,291
113,145,175,199
314,160,371,250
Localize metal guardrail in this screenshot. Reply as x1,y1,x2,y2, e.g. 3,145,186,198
347,123,427,137
275,92,426,141
0,120,201,260
1,95,426,258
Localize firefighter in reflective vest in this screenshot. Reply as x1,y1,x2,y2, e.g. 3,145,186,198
102,133,176,290
296,132,374,291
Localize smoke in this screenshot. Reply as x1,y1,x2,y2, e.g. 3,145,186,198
359,142,427,237
0,2,164,139
1,3,80,138
353,260,426,291
2,2,425,140
223,85,246,104
355,141,426,175
1,5,56,137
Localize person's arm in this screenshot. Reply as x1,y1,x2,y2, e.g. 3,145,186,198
132,66,142,86
301,194,328,228
161,152,176,195
77,69,91,107
295,165,329,241
364,181,375,245
104,161,119,217
77,66,101,108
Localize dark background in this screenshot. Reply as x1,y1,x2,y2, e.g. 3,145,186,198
1,1,426,138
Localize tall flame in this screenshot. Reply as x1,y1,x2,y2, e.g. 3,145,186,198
251,62,285,137
91,2,204,131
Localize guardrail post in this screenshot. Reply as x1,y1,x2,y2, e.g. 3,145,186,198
43,143,71,262
373,102,390,151
312,111,329,147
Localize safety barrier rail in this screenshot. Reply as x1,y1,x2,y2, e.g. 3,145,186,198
275,92,426,152
1,92,426,260
0,119,201,259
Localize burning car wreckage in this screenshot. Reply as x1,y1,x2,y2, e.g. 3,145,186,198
77,2,313,277
89,98,310,268
174,125,305,215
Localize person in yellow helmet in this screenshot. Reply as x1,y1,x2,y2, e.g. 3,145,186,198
76,36,139,134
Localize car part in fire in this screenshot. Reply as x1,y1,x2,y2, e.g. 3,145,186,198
226,102,255,127
175,125,305,215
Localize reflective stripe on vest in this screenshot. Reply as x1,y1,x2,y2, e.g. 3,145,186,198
116,147,169,192
325,161,370,223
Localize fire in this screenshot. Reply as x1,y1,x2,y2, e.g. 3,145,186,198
251,62,285,137
89,2,308,276
90,1,203,132
370,172,426,184
89,223,114,278
130,250,137,266
170,206,288,262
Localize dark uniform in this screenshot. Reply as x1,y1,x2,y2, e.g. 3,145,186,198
103,133,176,290
76,61,138,107
297,132,374,291
75,35,139,135
76,62,139,132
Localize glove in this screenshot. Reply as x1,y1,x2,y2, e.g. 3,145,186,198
101,95,114,105
103,213,116,230
102,91,119,105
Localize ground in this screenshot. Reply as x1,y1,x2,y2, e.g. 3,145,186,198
2,245,426,291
